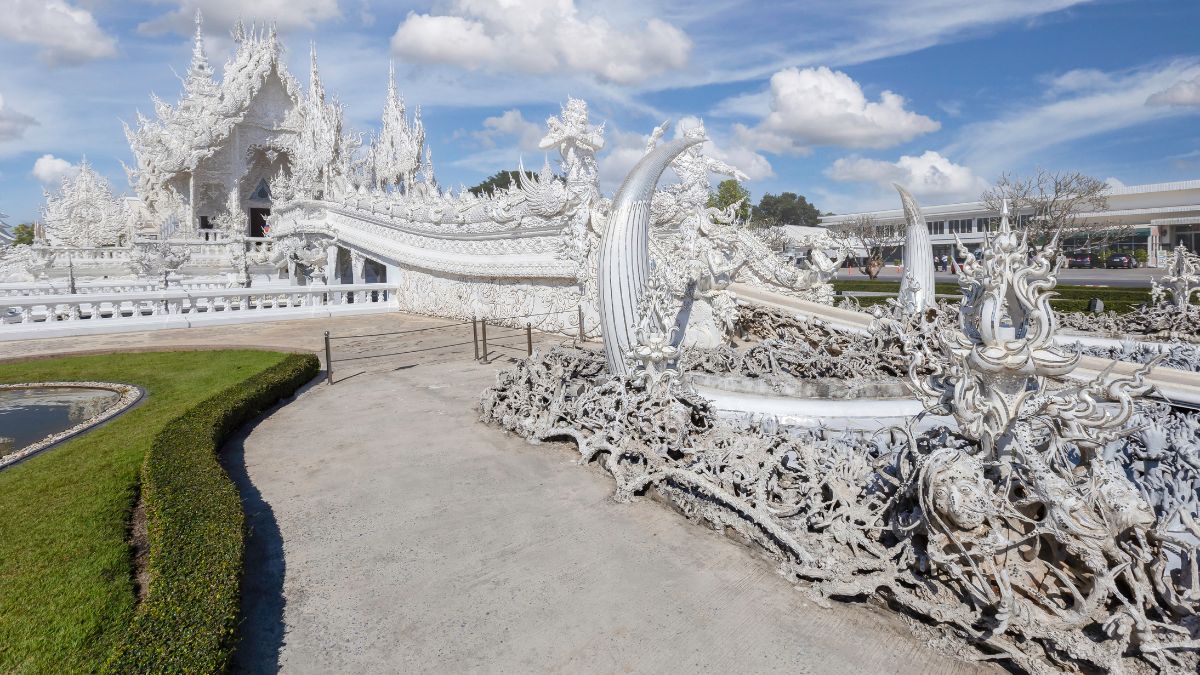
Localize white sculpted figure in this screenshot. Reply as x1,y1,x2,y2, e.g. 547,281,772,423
41,161,130,248
1152,244,1200,309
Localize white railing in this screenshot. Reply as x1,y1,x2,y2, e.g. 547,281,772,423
0,283,398,340
0,279,234,297
22,237,276,270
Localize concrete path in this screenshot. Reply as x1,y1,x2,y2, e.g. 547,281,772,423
216,319,994,674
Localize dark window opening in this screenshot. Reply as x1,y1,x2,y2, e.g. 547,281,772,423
249,208,270,237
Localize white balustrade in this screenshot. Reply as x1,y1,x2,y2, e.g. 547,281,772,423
0,283,398,340
0,279,234,296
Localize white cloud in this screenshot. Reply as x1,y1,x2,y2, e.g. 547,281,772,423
473,109,544,153
685,1,1094,90
0,93,38,142
949,59,1200,175
139,0,341,35
731,67,939,155
0,0,117,65
390,0,692,85
1147,74,1200,107
31,154,79,186
827,151,986,201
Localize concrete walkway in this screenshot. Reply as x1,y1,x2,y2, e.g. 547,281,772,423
2,312,994,673
209,317,994,674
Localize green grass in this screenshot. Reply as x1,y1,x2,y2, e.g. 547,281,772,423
832,279,1153,314
0,350,303,674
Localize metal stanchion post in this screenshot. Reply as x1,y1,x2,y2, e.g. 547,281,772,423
526,322,533,356
472,319,480,360
578,305,585,342
480,319,489,364
324,330,334,385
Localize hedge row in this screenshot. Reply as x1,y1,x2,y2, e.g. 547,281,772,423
104,352,319,673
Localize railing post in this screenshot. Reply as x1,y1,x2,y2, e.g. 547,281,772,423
578,305,585,342
526,322,533,357
324,330,334,385
472,319,480,360
480,319,489,364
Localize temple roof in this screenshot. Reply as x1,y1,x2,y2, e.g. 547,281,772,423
125,13,303,187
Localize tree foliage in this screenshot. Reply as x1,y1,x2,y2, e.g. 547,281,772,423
707,179,751,222
467,170,539,196
12,223,35,246
980,169,1131,252
751,192,821,229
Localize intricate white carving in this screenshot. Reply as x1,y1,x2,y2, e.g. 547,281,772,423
41,161,130,248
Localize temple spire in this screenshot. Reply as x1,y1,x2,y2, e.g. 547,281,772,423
309,42,325,103
387,60,398,107
187,9,212,82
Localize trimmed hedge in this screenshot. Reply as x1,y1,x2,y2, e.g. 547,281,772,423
104,352,319,673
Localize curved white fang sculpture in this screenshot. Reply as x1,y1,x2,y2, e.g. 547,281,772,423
599,136,704,375
894,183,936,312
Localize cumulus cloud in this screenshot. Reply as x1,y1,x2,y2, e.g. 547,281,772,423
390,0,691,85
731,67,939,155
1147,74,1200,107
139,0,341,35
0,0,117,65
473,109,544,153
31,154,79,186
0,94,39,142
827,151,986,201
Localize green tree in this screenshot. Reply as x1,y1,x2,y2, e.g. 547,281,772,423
707,179,751,222
11,223,35,246
751,192,821,228
467,169,539,196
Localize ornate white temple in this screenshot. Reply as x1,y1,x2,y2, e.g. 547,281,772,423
0,12,837,343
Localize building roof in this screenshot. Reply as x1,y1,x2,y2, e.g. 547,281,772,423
125,15,303,185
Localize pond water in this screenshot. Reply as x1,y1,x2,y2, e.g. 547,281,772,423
0,387,123,457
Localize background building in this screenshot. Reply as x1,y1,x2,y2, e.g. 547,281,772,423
820,179,1200,267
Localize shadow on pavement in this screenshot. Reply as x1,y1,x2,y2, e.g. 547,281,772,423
221,377,323,672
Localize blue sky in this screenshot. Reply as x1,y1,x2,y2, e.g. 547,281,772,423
1,0,1199,225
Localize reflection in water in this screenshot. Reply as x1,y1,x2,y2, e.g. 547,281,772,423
0,387,123,457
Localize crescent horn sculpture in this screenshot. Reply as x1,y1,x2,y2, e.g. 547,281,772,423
894,183,936,313
598,136,704,375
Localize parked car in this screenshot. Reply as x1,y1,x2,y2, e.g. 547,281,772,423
1068,253,1096,269
1104,253,1138,269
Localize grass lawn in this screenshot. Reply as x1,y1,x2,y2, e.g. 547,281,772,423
831,279,1152,312
0,350,292,674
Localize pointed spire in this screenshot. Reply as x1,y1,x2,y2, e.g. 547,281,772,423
309,42,325,102
188,9,212,81
387,60,397,103
1000,198,1011,233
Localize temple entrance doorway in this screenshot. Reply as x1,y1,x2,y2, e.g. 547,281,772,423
249,208,270,237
